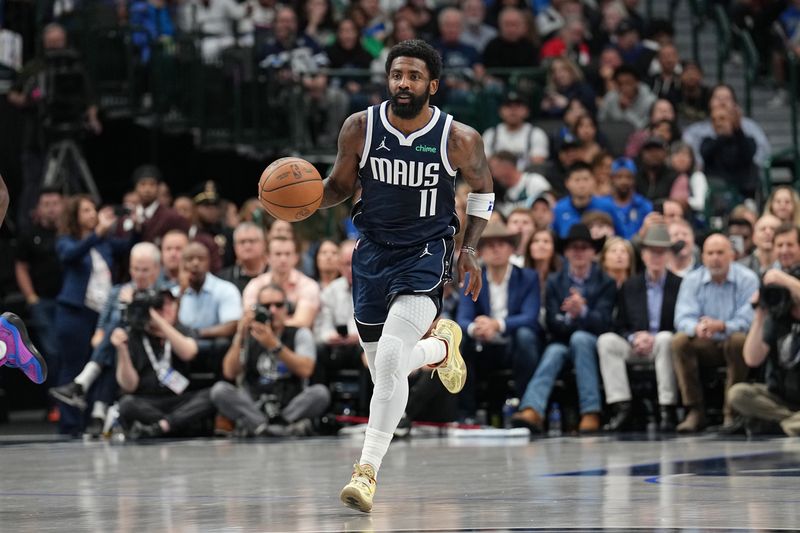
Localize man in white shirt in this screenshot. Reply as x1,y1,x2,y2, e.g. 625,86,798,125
482,93,549,168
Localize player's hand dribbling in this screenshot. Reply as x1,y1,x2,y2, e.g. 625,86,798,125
458,251,482,302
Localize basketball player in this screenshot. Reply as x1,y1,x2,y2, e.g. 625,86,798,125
0,174,48,384
320,40,493,512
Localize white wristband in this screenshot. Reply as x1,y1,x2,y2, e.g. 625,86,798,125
466,192,495,220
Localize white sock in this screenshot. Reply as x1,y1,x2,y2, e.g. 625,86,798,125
91,401,107,420
411,338,446,368
359,427,393,475
74,361,101,391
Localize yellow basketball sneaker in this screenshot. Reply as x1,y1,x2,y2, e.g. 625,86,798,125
429,319,466,394
340,463,377,513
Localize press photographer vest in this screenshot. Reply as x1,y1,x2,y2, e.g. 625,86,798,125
243,326,302,403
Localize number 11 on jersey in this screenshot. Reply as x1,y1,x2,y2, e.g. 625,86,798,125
419,189,437,217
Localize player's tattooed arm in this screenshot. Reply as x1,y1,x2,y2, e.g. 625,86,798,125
0,174,9,229
321,111,366,208
448,122,493,301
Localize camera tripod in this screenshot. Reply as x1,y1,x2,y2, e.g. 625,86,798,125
41,137,101,203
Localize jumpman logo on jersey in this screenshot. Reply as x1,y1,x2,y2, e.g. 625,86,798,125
376,136,391,152
419,243,433,258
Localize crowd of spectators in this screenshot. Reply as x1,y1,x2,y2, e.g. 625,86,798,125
2,0,800,440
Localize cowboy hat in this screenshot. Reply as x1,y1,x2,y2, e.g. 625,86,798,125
557,223,605,253
641,223,684,254
478,222,520,248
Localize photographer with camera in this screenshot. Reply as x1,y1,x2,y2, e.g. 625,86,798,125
210,284,330,437
112,288,216,439
49,242,162,434
7,23,101,230
730,265,800,436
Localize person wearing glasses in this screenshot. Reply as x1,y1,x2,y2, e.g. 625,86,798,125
210,283,330,437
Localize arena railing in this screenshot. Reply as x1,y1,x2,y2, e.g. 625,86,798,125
55,5,539,157
732,27,759,117
686,0,707,65
117,35,544,157
712,3,732,85
762,25,800,194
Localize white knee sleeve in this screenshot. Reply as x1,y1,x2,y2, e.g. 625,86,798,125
373,335,402,401
368,295,438,428
389,295,438,332
362,341,379,382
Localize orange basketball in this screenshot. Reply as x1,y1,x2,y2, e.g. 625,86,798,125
258,157,323,222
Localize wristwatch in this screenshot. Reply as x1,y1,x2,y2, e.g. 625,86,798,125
268,342,284,356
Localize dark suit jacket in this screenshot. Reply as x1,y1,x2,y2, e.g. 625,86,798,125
141,204,190,245
545,263,616,343
456,265,540,337
56,232,133,309
613,270,682,340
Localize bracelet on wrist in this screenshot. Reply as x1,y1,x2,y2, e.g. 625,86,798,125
461,246,477,256
268,342,284,355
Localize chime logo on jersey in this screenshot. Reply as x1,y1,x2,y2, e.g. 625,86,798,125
368,157,440,187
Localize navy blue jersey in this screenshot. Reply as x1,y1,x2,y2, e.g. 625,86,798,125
353,101,459,247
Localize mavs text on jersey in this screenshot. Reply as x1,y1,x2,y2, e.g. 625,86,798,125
353,101,460,247
351,101,460,332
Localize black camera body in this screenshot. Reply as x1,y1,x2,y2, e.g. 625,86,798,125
121,289,167,331
253,304,272,324
758,284,792,318
758,266,800,319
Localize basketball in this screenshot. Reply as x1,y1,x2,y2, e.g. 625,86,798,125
258,157,323,222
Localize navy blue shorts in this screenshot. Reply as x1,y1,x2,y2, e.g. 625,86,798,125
352,236,454,342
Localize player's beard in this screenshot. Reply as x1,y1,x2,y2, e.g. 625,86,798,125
389,88,429,119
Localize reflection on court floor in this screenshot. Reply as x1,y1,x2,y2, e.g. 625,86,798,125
1,435,799,531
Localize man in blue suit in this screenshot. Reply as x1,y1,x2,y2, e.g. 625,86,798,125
457,222,540,417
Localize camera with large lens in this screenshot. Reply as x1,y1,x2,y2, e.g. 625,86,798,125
253,304,272,324
758,284,792,318
121,289,167,331
758,266,800,319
